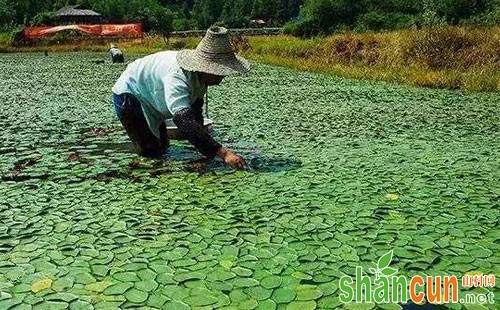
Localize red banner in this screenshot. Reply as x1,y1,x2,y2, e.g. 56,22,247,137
23,23,143,40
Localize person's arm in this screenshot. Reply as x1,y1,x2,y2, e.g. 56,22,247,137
192,97,204,125
172,107,221,158
173,108,246,169
165,73,246,168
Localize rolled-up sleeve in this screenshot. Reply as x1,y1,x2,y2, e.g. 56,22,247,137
164,73,221,158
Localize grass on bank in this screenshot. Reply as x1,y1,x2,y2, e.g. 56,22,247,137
242,26,500,92
0,34,200,54
1,26,499,92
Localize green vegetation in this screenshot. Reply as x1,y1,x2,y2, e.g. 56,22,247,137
0,0,303,31
1,0,500,34
244,27,500,92
0,52,499,309
284,0,500,36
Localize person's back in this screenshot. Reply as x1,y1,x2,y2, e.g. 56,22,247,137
112,51,206,138
108,44,124,63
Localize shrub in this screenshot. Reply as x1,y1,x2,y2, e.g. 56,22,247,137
467,10,500,26
30,11,57,26
401,26,500,70
9,28,24,46
355,12,415,32
282,19,321,38
282,21,298,35
137,7,174,34
230,34,250,52
315,34,384,66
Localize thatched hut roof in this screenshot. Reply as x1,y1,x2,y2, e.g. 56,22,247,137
55,5,104,24
56,6,101,17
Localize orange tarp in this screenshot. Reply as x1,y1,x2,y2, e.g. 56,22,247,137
23,23,143,39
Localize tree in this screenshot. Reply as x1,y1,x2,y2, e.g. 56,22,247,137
252,0,280,24
0,0,16,29
435,0,488,24
192,0,223,29
30,11,57,26
221,0,250,28
301,0,362,32
0,0,498,32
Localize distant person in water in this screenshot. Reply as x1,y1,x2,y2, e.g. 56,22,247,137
111,27,250,169
108,43,124,63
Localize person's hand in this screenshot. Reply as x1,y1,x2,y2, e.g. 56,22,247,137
217,147,247,170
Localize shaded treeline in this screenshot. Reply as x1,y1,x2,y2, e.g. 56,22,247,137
0,0,499,35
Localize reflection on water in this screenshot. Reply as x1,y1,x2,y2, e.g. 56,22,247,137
85,142,303,181
246,155,302,172
23,134,302,182
85,141,135,154
164,143,302,174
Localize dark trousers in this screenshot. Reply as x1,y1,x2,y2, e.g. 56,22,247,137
112,93,169,158
112,54,124,63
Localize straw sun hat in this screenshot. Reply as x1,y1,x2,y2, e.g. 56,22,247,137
177,26,250,76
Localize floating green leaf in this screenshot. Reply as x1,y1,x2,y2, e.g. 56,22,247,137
31,278,53,293
124,288,149,303
103,282,134,295
272,287,296,303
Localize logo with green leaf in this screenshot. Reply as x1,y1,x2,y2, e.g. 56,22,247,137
368,250,398,279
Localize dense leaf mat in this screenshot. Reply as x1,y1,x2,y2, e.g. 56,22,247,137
0,53,499,309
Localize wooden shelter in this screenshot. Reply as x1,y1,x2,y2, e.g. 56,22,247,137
55,5,105,24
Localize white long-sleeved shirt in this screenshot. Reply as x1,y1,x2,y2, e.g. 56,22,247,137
112,51,207,138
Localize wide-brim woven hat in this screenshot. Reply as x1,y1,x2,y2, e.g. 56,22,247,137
177,26,250,76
